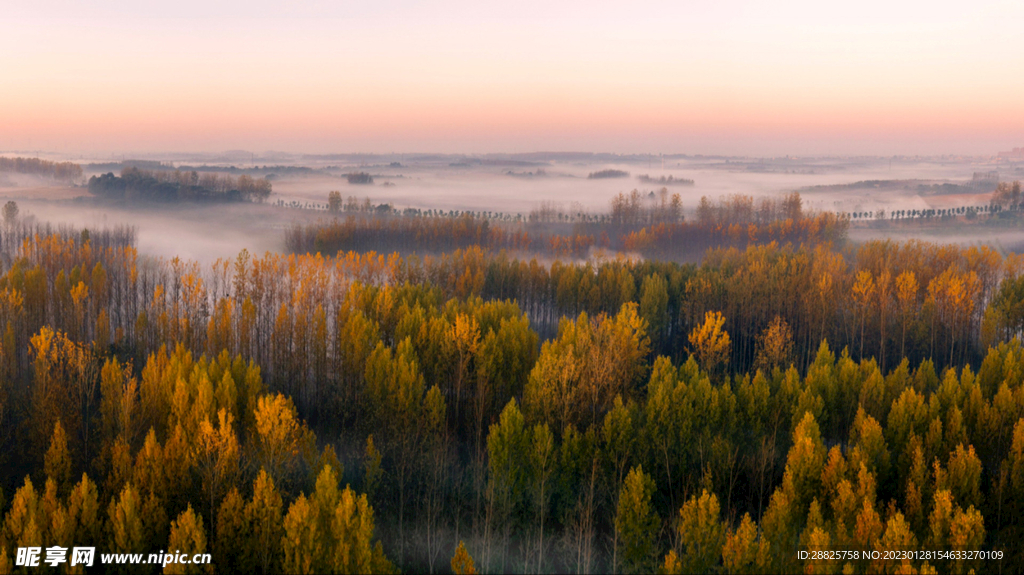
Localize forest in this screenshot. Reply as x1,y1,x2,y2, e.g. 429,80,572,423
87,168,273,204
0,192,1022,573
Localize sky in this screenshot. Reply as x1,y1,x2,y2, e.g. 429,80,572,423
2,0,1023,157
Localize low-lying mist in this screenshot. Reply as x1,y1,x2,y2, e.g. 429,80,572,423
4,152,1023,263
268,156,1004,217
11,200,283,264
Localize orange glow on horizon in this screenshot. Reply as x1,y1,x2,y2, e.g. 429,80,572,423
2,1,1023,155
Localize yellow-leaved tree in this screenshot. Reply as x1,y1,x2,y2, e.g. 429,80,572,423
689,311,731,373
44,419,72,494
245,469,283,574
451,541,476,575
108,483,145,571
253,394,312,486
753,315,793,373
615,465,659,575
166,505,208,575
196,408,240,525
672,489,725,574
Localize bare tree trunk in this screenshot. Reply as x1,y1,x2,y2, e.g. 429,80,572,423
860,308,866,360
879,307,886,372
398,463,407,567
483,493,494,573
536,478,547,575
581,459,597,575
425,437,449,574
901,316,907,361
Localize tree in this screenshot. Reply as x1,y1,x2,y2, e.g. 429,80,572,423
782,411,826,513
754,315,794,373
990,274,1024,342
251,178,272,202
758,488,800,573
615,465,659,575
847,407,891,487
642,356,693,515
451,541,476,575
448,313,480,441
309,464,340,571
166,505,208,575
3,477,43,550
689,311,731,373
875,511,917,574
196,409,240,525
675,489,725,574
328,191,342,214
524,304,649,433
245,469,284,574
875,269,893,371
362,435,382,504
722,513,759,574
29,327,91,466
108,483,145,562
253,394,310,486
215,488,249,575
476,312,538,425
1,201,16,226
853,495,883,556
1009,418,1024,513
330,486,394,574
99,356,139,448
639,274,669,351
486,399,529,572
528,423,555,573
44,419,72,494
66,473,101,546
215,370,237,423
421,394,451,574
362,338,439,565
852,270,875,360
946,443,982,510
282,494,320,574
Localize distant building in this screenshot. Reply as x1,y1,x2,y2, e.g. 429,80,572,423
998,147,1024,160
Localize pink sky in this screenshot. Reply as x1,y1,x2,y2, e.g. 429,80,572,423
2,0,1023,156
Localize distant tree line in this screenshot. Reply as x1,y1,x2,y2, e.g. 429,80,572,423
290,190,846,262
88,168,272,203
588,169,630,179
846,182,1022,223
616,192,848,258
609,189,684,226
285,214,551,257
695,192,806,228
84,161,319,179
0,157,83,182
637,174,694,186
0,205,135,271
850,207,990,221
347,172,374,185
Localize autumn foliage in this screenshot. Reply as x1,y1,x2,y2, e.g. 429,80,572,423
286,190,848,262
0,221,1022,572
